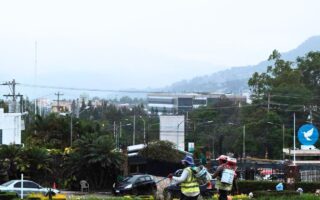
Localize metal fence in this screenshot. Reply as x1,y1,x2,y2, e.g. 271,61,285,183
300,170,320,182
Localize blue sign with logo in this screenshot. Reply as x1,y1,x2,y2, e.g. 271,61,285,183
298,124,319,145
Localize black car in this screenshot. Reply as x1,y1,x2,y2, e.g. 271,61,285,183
113,174,157,196
163,170,216,200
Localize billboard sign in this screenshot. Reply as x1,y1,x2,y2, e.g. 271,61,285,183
160,115,185,151
298,124,319,146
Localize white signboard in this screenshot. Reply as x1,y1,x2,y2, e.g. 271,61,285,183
160,115,185,151
0,109,22,145
188,142,194,153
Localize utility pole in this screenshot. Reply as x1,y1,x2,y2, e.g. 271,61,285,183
293,112,296,165
113,121,116,139
243,125,246,159
133,115,136,145
2,79,23,113
54,92,64,112
267,93,270,113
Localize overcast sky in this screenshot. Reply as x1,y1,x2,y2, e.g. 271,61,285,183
1,0,320,98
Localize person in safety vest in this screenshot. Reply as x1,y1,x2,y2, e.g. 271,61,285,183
168,155,200,200
212,155,235,200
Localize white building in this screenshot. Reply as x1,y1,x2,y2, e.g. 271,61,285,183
148,93,247,114
0,108,23,145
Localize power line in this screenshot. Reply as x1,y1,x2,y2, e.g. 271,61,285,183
19,83,170,94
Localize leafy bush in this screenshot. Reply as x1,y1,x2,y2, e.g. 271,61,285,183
294,182,320,193
0,191,18,200
253,190,299,198
237,180,278,194
139,141,184,162
237,180,320,194
257,194,319,200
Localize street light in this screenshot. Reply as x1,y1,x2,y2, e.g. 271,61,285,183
192,120,213,145
117,122,132,150
177,120,184,151
228,122,246,159
267,122,285,160
139,116,146,144
60,106,90,147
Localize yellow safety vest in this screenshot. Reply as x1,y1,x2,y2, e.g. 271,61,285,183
180,167,200,195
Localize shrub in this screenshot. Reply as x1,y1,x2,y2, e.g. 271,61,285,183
253,190,299,198
0,191,18,200
237,180,320,194
237,180,278,194
294,182,320,193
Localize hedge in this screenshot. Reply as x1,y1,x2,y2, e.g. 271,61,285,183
0,191,18,200
237,180,320,194
237,181,278,194
253,190,299,198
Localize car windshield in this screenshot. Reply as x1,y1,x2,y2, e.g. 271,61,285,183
122,176,137,184
1,180,16,187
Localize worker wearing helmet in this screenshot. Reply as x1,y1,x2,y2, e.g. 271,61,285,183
212,155,234,200
168,155,200,200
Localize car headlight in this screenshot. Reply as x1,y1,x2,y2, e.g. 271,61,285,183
124,184,132,189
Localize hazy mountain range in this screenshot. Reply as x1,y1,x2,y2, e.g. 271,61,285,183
163,35,320,94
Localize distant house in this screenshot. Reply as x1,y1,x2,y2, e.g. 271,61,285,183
0,108,23,145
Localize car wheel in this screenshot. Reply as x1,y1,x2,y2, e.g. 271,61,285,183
163,190,173,200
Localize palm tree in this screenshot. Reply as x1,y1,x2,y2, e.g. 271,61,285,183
0,145,23,180
21,147,53,185
64,133,124,189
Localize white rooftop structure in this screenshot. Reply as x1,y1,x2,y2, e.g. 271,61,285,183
0,108,24,145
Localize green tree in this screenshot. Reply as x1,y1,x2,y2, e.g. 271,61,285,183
139,140,184,163
20,147,53,185
0,145,23,180
64,133,124,189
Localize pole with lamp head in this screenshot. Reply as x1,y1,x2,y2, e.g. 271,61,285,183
176,120,185,151
69,105,90,147
139,116,146,144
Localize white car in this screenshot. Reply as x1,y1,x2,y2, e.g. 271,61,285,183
0,180,60,198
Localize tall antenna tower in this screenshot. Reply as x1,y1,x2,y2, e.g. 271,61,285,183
34,41,38,115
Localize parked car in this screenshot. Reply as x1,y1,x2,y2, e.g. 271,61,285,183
265,173,285,181
0,180,60,198
163,169,216,200
113,174,157,196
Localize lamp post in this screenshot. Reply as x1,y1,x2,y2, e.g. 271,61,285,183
228,122,246,159
192,120,213,148
60,106,90,147
243,125,246,159
177,120,184,150
139,116,146,144
118,122,132,150
267,122,285,160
